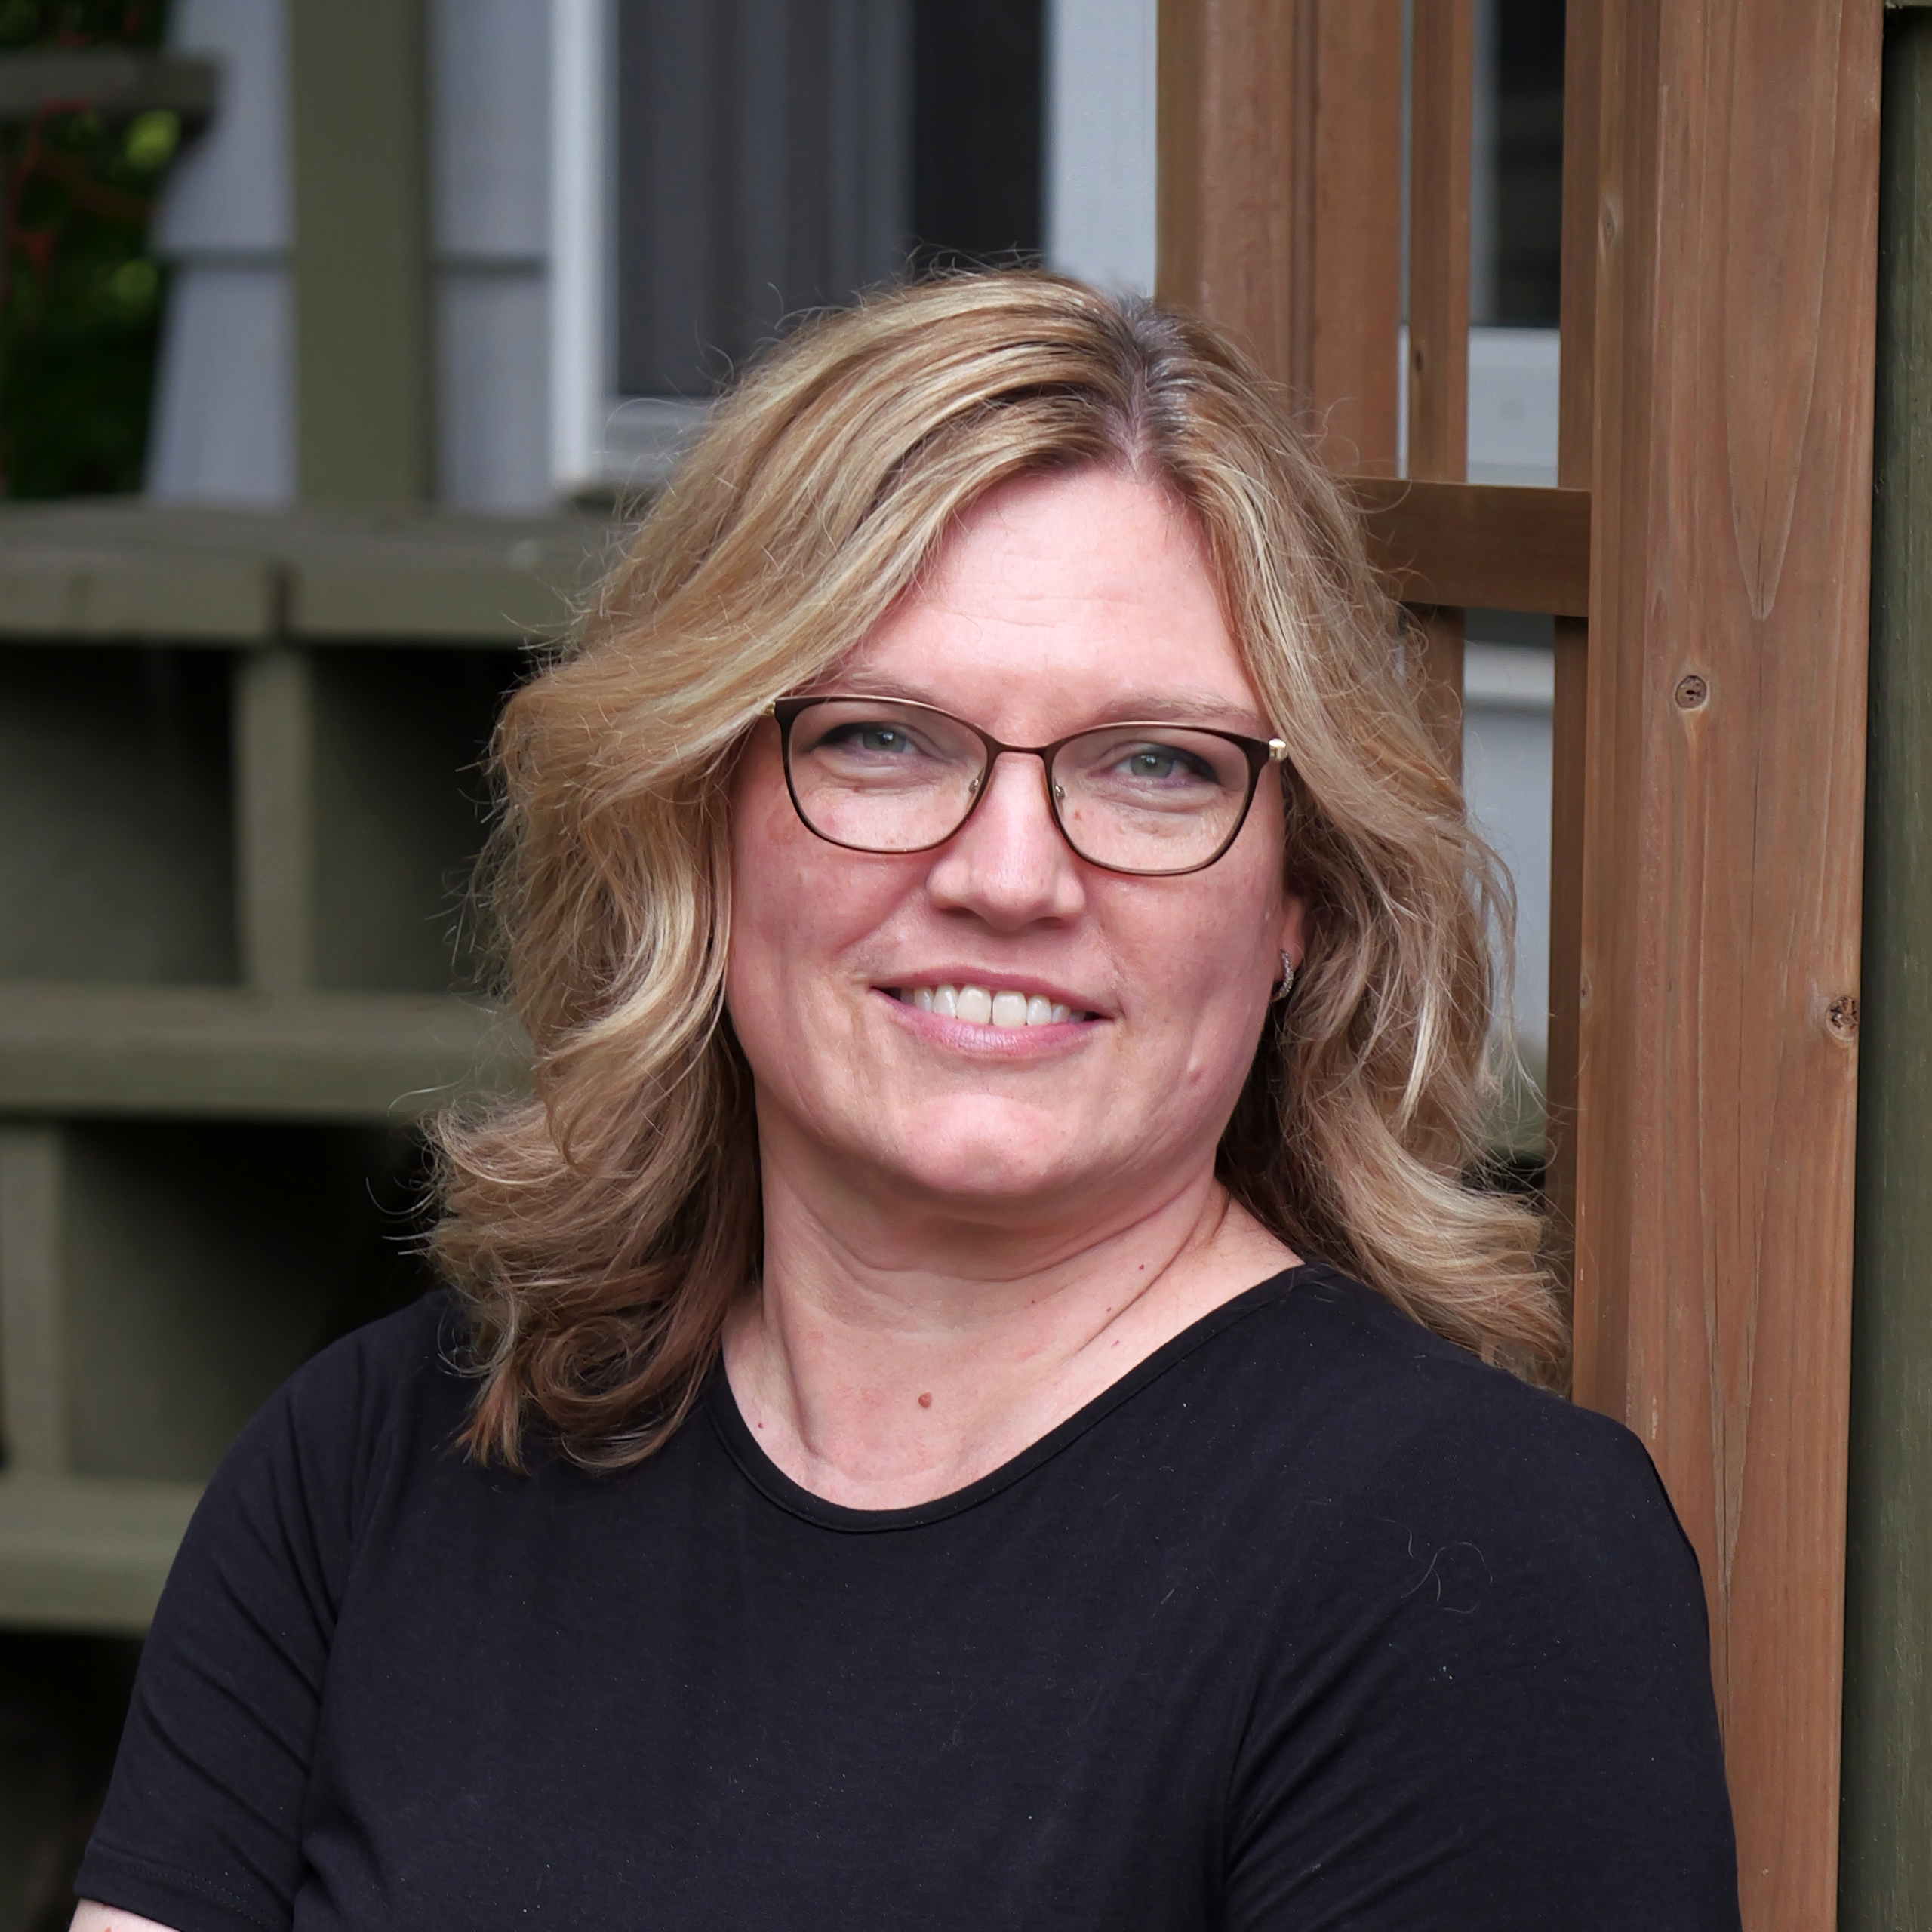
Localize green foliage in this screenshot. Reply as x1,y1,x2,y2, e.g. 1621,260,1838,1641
0,0,174,498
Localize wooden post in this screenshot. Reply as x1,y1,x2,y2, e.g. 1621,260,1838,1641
1157,0,1403,469
1569,5,1880,1928
1543,0,1601,1297
1840,14,1932,1927
0,1127,67,1476
1160,8,1881,1908
1404,0,1474,772
234,645,318,997
290,0,432,504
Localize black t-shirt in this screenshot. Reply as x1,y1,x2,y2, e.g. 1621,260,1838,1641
81,1264,1740,1930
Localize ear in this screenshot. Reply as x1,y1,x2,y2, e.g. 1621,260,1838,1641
1276,887,1309,973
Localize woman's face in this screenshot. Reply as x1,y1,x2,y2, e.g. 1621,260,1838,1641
726,467,1306,1232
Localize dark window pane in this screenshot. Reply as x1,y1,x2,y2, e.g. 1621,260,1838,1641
615,0,912,397
613,0,1043,398
1493,0,1564,326
909,0,1042,273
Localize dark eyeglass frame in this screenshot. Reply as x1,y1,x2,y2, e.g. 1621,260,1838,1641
763,694,1291,878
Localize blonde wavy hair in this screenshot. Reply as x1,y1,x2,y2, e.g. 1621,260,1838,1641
432,270,1562,1469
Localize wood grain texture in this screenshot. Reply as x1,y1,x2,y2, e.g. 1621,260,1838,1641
1157,0,1401,469
1406,0,1474,481
1308,4,1404,469
1543,0,1604,1299
1840,17,1932,1927
1568,4,1880,1926
1345,477,1589,614
1405,0,1474,774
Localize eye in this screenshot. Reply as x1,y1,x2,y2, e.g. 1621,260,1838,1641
815,720,927,758
1114,743,1217,783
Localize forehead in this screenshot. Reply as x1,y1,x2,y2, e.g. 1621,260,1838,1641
839,468,1266,735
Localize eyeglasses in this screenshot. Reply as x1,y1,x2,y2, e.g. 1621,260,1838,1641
764,694,1290,878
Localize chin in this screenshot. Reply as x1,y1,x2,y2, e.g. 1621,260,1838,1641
861,1106,1093,1208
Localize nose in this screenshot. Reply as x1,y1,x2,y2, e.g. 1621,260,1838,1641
924,748,1086,930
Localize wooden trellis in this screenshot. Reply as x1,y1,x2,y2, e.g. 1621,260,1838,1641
1158,4,1881,1928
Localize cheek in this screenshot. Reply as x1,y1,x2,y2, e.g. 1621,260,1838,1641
1109,885,1277,1078
724,754,905,1017
1124,858,1283,1072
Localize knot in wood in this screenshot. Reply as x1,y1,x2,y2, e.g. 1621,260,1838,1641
1675,673,1709,710
1828,995,1859,1040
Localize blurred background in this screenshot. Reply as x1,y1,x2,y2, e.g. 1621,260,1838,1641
0,2,1561,1921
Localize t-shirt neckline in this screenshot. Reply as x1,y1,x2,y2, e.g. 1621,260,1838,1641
704,1265,1309,1534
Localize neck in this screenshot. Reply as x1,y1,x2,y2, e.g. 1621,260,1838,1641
721,1134,1298,1510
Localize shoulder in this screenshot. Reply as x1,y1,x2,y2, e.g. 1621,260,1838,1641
1211,1264,1700,1605
272,1287,469,1441
172,1291,476,1610
1254,1263,1664,1488
246,1287,470,1488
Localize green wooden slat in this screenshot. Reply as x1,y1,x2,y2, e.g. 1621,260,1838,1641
0,503,610,645
0,1475,201,1635
0,50,219,122
290,0,430,506
0,987,523,1121
0,552,275,641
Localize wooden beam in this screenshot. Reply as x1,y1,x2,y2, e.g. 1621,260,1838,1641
1568,5,1881,1927
1406,0,1474,478
0,1128,68,1476
0,51,219,124
1405,0,1475,774
1543,0,1604,1299
1306,5,1404,470
1157,0,1402,469
1344,478,1590,615
1840,14,1932,1927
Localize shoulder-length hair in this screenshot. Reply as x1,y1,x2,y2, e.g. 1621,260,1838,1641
432,270,1564,1469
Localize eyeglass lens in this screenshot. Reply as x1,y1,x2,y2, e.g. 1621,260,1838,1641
783,698,1257,874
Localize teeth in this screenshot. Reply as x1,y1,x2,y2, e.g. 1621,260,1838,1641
900,983,1081,1027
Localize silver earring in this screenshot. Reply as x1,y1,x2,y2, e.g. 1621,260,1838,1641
1272,952,1296,1002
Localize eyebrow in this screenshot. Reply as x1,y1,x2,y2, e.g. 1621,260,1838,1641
1094,688,1272,732
817,675,1272,737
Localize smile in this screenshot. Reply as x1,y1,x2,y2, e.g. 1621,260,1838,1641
888,984,1090,1028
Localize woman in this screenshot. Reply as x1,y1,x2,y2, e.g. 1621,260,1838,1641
75,275,1738,1930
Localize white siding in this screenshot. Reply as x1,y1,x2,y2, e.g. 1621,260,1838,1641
1044,0,1158,296
431,0,553,509
146,0,295,503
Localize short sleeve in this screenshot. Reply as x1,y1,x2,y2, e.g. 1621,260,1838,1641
1220,1393,1741,1931
75,1300,441,1932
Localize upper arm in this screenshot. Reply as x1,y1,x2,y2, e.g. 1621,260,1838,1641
74,1327,398,1932
72,1903,184,1932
